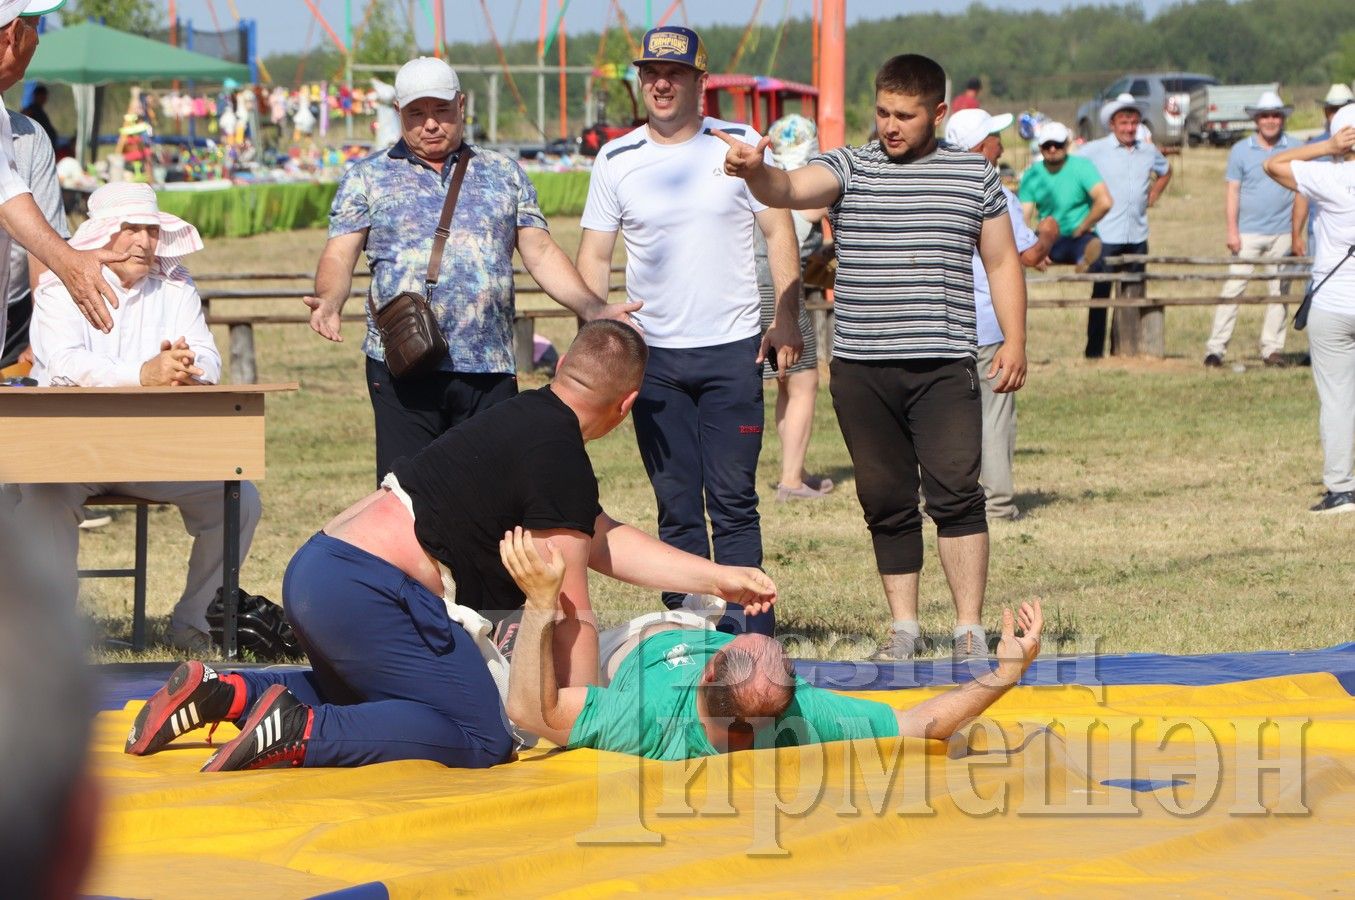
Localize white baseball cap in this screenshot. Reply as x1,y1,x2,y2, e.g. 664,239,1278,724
0,0,65,28
1331,103,1355,135
945,108,1014,151
1036,121,1072,146
394,57,461,107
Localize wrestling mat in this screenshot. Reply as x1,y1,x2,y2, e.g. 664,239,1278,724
86,646,1355,898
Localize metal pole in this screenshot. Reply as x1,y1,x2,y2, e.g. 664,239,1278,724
489,72,499,144
537,62,546,140
345,0,354,137
222,480,241,659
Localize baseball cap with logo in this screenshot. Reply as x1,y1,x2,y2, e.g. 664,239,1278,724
394,56,461,107
0,0,65,28
1036,121,1072,146
633,26,708,72
945,108,1014,151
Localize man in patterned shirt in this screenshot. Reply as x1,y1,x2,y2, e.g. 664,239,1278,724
305,57,638,482
716,53,1028,664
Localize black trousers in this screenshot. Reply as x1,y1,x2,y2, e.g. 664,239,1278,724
1088,240,1148,358
829,357,987,575
365,356,517,484
2,293,32,369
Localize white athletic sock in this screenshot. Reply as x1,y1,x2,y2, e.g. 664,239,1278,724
891,620,921,637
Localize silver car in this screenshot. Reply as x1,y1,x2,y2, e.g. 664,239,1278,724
1076,72,1217,146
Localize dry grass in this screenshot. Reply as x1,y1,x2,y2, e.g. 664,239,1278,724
79,145,1354,661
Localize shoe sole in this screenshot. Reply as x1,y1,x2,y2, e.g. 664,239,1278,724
125,660,207,756
1310,503,1355,516
201,683,289,772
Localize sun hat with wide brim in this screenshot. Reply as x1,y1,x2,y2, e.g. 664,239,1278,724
0,0,66,28
1323,83,1355,108
1099,92,1149,129
68,182,202,257
1244,90,1293,118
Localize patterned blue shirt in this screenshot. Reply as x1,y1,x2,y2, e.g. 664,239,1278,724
329,140,547,374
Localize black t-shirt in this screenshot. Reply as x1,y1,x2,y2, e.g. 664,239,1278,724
391,386,601,622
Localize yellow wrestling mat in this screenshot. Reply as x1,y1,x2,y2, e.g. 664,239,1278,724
86,671,1355,898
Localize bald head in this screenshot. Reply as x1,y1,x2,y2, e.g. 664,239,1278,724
701,634,796,740
556,320,648,405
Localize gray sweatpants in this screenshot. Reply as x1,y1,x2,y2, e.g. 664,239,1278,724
1307,306,1355,494
14,480,262,631
977,341,1018,518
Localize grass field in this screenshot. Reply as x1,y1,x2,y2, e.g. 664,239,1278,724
76,144,1354,661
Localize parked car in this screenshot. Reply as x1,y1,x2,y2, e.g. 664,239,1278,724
1186,82,1280,146
1076,72,1217,146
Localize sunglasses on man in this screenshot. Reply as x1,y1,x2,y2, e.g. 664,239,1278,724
1039,141,1067,151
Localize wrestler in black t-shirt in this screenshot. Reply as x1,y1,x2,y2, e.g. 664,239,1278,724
391,386,602,622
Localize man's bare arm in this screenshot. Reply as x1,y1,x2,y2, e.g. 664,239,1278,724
501,528,590,745
518,226,641,325
977,213,1028,393
1265,127,1355,190
303,230,367,342
711,130,842,209
895,601,1042,739
1292,194,1309,257
1147,164,1172,207
575,228,620,303
1224,179,1242,253
1074,183,1112,237
530,527,599,687
754,207,804,375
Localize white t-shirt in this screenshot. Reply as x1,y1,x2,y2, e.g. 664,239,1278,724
581,118,768,349
1292,160,1355,314
972,186,1039,347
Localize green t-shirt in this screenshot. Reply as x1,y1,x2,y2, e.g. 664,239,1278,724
1017,156,1104,236
567,629,900,761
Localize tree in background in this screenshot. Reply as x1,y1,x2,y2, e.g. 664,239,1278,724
60,0,162,34
353,0,415,66
1333,30,1355,86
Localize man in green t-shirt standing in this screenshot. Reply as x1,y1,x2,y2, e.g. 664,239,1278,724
1018,121,1113,273
501,527,1043,760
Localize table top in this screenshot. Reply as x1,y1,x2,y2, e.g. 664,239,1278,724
0,383,299,397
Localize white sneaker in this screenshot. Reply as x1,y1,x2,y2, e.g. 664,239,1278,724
166,622,213,654
79,514,112,530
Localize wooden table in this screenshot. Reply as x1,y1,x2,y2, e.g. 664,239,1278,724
0,383,298,657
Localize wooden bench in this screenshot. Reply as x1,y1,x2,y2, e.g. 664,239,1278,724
77,494,160,651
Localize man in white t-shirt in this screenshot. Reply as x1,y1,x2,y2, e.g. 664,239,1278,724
946,109,1057,522
1263,109,1355,515
576,26,803,636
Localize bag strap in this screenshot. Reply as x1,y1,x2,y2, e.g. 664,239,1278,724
1309,245,1355,302
425,146,475,288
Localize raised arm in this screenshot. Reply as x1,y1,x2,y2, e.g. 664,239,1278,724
529,526,599,687
303,230,366,342
517,226,641,326
501,528,590,746
712,130,842,210
894,601,1042,740
1264,127,1355,190
588,512,776,616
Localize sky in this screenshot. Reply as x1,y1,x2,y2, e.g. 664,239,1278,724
168,0,1184,58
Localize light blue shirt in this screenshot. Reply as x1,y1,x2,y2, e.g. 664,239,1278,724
973,186,1038,347
1225,133,1296,236
1079,135,1169,244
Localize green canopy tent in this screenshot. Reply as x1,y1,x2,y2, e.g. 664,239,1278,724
25,21,251,162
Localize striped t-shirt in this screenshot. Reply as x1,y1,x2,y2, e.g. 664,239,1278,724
813,142,1007,360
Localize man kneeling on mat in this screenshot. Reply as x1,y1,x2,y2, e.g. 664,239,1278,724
125,321,777,771
501,527,1042,759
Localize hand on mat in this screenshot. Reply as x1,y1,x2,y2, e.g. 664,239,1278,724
710,566,777,617
303,295,344,342
711,129,770,180
500,526,564,613
985,599,1043,688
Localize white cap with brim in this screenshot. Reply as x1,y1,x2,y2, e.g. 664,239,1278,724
1099,92,1148,129
394,57,461,107
945,108,1013,152
1244,90,1293,118
1036,121,1072,146
1331,103,1355,135
1323,84,1355,108
0,0,65,28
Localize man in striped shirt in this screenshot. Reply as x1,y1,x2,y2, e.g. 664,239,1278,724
715,53,1028,663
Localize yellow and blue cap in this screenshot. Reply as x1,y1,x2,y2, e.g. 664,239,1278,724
633,26,708,73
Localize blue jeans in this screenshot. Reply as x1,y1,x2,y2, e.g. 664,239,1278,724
235,533,514,768
631,335,773,635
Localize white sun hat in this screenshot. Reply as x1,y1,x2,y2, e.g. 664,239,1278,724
1099,92,1148,129
1244,90,1293,118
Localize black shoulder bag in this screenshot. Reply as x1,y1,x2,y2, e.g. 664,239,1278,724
367,147,475,378
1294,244,1355,331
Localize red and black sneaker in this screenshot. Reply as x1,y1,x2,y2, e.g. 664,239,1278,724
124,661,240,756
200,684,313,772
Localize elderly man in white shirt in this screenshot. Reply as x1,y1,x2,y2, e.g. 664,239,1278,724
19,183,262,651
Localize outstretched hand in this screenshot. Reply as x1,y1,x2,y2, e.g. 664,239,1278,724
303,295,343,342
710,566,777,617
983,600,1043,688
500,526,565,613
711,129,770,180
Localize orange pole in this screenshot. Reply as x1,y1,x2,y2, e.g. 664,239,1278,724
817,0,845,150
811,0,819,89
536,0,549,59
168,0,177,44
301,0,349,55
655,0,681,27
433,0,445,58
558,1,568,138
